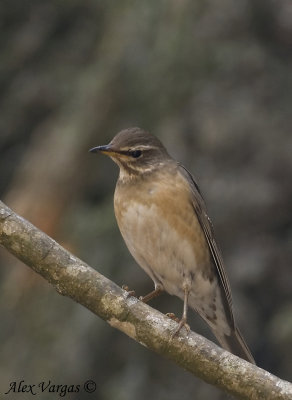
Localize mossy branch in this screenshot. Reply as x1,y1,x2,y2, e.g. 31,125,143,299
0,200,291,400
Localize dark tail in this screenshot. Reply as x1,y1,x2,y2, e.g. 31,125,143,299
213,326,256,364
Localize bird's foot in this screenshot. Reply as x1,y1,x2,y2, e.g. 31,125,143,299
171,317,190,338
166,312,180,323
122,285,136,298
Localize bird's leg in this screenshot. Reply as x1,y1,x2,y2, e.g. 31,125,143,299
139,283,164,303
172,286,190,337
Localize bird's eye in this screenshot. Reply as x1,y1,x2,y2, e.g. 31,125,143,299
130,150,142,158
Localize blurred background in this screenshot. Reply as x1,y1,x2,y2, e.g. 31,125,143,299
0,1,291,399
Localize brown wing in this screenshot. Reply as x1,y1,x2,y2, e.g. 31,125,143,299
178,163,234,326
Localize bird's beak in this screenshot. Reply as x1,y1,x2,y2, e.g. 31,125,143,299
89,144,117,156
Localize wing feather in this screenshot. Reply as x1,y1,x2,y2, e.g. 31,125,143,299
178,163,234,325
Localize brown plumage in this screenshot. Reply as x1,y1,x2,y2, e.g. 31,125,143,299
90,127,255,364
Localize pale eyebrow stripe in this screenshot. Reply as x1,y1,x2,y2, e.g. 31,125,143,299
119,145,156,151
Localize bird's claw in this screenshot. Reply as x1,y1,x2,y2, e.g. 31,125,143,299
166,312,180,323
122,285,136,298
171,317,190,338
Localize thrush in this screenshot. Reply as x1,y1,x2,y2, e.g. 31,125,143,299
90,127,255,364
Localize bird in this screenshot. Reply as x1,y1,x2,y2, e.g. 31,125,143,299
89,127,255,364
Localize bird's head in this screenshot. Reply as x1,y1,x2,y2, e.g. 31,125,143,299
89,127,170,178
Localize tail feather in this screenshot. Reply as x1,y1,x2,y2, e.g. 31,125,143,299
213,326,256,364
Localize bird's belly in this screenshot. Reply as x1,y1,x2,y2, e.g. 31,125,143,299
115,200,211,300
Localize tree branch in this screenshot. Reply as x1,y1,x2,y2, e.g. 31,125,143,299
0,200,291,400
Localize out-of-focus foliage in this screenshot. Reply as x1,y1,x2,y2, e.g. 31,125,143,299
0,1,291,399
